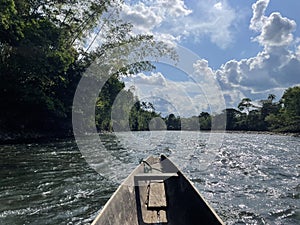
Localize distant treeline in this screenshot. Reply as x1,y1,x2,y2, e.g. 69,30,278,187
120,86,300,133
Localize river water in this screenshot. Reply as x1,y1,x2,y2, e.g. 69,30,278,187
0,131,299,225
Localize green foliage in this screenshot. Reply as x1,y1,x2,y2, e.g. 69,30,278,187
113,86,299,133
0,0,16,30
95,75,125,131
163,89,298,133
0,0,176,137
265,114,285,131
222,108,240,130
281,86,300,117
198,112,211,130
247,110,265,131
165,114,181,130
181,117,200,131
0,0,80,132
128,101,161,131
272,86,300,132
225,88,299,132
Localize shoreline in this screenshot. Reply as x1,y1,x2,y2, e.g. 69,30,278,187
0,129,299,145
222,130,300,137
0,131,74,145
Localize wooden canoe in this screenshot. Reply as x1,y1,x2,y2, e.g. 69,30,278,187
92,155,225,225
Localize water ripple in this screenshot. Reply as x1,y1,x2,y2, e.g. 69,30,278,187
0,132,299,224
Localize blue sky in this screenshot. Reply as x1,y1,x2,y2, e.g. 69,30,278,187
116,0,300,116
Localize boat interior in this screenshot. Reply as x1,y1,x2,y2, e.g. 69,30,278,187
92,155,224,225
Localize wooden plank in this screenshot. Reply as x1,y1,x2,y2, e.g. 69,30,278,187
134,173,178,181
138,183,168,224
148,182,167,208
143,209,167,224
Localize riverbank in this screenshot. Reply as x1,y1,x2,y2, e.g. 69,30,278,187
223,130,300,137
1,129,299,144
0,130,74,144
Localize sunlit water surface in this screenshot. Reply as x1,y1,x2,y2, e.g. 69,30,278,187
0,131,299,225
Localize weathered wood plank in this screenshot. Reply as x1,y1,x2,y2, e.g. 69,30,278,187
134,173,178,181
143,209,167,223
148,182,167,208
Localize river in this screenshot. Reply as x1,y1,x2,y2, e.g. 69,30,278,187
0,131,299,225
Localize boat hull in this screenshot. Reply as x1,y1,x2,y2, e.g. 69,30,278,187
92,155,224,225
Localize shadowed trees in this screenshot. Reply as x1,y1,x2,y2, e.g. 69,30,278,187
161,87,299,133
0,0,175,137
266,86,300,132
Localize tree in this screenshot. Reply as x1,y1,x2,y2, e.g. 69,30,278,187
95,75,125,131
181,116,200,131
128,100,161,131
198,112,211,130
224,108,241,130
262,87,300,132
279,86,300,132
268,94,276,102
247,109,266,131
257,94,280,130
165,114,181,130
0,0,176,136
238,98,253,114
265,113,286,131
0,0,81,132
281,86,300,117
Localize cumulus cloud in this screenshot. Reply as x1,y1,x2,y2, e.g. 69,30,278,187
217,46,300,96
120,0,300,111
214,0,300,107
121,2,163,33
250,0,269,32
121,0,191,33
191,0,236,49
257,12,296,47
193,59,214,77
155,0,192,17
296,45,300,58
120,0,237,49
250,0,296,48
123,70,224,116
131,72,167,86
124,50,300,114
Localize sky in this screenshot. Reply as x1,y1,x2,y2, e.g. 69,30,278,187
112,0,300,116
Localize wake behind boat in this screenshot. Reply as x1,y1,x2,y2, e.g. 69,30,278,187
92,155,225,225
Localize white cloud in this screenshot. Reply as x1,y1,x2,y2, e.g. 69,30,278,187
296,45,300,58
120,0,300,111
214,2,223,11
192,59,227,112
178,0,237,49
217,45,300,90
123,71,224,116
214,0,300,107
121,0,237,49
130,72,167,86
250,0,296,48
124,49,300,114
152,33,181,47
193,59,215,79
121,2,163,33
250,0,270,32
155,0,192,17
257,12,296,47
